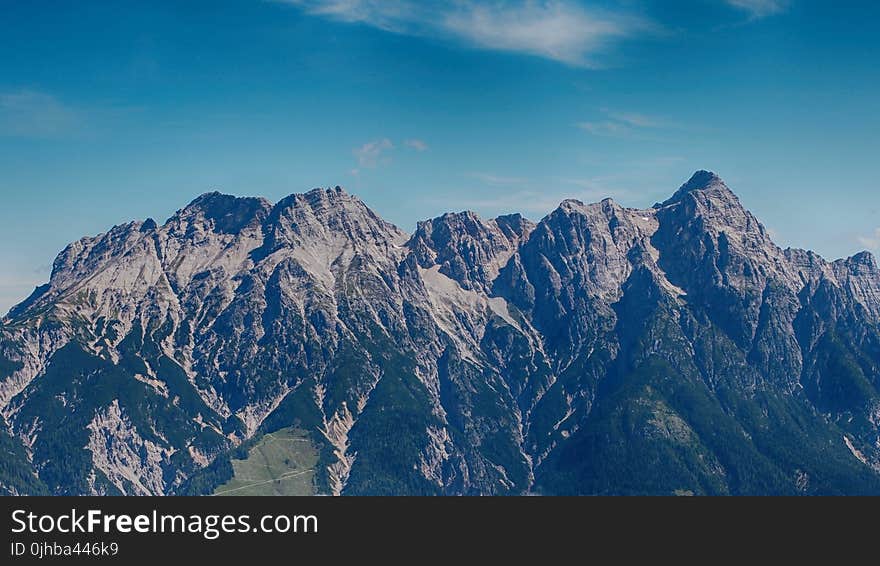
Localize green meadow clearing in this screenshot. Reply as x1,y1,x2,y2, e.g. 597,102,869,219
213,428,318,496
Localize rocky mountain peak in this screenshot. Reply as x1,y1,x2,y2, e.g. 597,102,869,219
845,250,879,270
674,168,724,192
274,186,355,210
558,196,623,218
682,169,724,190
172,191,272,234
830,251,880,319
655,170,780,256
494,213,535,240
299,185,352,207
266,186,407,249
4,172,880,497
558,197,585,209
40,220,150,295
409,210,533,292
659,169,739,208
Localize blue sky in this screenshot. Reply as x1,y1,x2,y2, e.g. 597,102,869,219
1,0,879,313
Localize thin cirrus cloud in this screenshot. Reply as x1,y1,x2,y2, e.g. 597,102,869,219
604,110,668,129
578,109,672,137
352,137,428,174
467,172,529,186
725,0,788,18
353,138,394,169
0,89,80,138
278,0,654,67
404,139,429,152
577,120,631,136
858,228,880,252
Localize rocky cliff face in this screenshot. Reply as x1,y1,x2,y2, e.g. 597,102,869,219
1,172,879,496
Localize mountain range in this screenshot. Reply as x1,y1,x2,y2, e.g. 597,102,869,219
2,170,879,495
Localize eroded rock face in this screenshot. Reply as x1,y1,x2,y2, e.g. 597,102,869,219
409,211,534,293
87,400,173,495
2,172,880,496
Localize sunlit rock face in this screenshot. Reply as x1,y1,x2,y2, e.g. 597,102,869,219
2,173,879,496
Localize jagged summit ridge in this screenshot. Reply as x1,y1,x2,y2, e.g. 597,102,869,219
173,191,272,234
409,210,534,293
6,186,402,319
661,169,731,204
678,168,725,192
1,172,879,497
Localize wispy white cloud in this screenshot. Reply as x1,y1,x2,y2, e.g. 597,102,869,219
858,228,880,251
468,172,529,186
404,138,429,151
353,138,393,170
725,0,788,19
279,1,653,67
578,108,672,137
0,89,80,138
577,120,632,136
441,1,644,66
351,137,425,175
604,110,669,129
